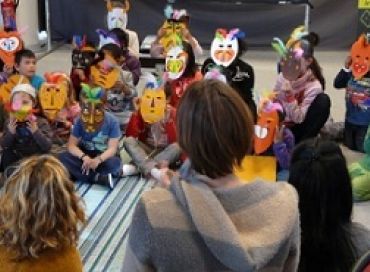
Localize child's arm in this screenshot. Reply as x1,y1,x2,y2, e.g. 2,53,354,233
30,118,52,152
273,127,295,170
0,118,16,149
334,56,352,89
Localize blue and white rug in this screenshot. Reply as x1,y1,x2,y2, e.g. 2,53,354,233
77,176,154,272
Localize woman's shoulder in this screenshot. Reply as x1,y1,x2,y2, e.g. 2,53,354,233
350,222,370,257
0,244,82,272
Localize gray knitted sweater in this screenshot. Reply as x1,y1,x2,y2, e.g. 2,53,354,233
123,168,300,272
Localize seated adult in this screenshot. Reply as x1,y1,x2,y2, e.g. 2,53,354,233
123,80,300,271
289,139,370,272
0,155,85,272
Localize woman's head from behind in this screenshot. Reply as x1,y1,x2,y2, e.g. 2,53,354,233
289,139,355,271
177,79,254,179
0,155,86,259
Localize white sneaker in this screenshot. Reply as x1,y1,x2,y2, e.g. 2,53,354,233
150,168,163,180
122,164,139,177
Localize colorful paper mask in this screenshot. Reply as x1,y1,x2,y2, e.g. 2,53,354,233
90,53,120,89
159,20,185,54
8,97,36,122
254,95,283,155
0,74,28,103
165,46,188,80
234,156,277,182
72,35,96,70
350,34,370,80
271,26,308,81
140,78,166,124
97,29,120,49
80,83,105,133
0,30,23,66
39,72,69,121
106,89,126,112
211,28,244,67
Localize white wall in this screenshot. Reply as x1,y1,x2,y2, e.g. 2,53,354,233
16,0,39,47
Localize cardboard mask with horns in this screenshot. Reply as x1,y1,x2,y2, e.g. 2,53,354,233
39,72,70,121
106,0,130,30
350,34,370,80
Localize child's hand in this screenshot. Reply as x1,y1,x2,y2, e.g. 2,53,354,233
27,120,38,134
274,125,285,144
133,97,141,111
345,56,352,70
8,117,17,134
81,156,93,175
74,68,86,81
3,64,13,75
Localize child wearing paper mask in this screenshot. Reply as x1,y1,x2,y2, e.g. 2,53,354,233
150,9,203,58
164,41,202,109
58,85,122,189
0,84,52,173
39,72,81,144
121,75,181,179
106,0,140,57
90,43,137,131
254,97,294,181
202,28,256,120
273,30,330,143
334,34,370,153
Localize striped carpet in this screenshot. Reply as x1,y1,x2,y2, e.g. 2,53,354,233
76,176,155,272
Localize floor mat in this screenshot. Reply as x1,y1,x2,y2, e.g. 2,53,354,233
77,176,154,272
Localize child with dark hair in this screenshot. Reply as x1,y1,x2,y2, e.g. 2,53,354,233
70,36,96,101
334,34,370,152
164,41,202,109
202,28,256,120
14,49,44,91
289,139,370,272
90,43,136,131
109,28,141,86
0,84,52,173
273,28,330,143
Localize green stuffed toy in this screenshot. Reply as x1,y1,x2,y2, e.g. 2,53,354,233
349,126,370,201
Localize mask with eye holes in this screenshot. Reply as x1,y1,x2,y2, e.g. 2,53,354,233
72,48,96,70
0,30,23,67
140,80,166,124
80,84,105,133
106,89,126,112
350,34,370,80
165,46,188,80
39,72,70,121
211,28,244,68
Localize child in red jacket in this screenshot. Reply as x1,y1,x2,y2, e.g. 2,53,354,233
121,76,181,177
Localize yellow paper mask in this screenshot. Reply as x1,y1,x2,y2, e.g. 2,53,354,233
234,156,277,182
159,20,185,54
140,83,166,124
39,72,69,121
0,74,29,103
90,54,120,89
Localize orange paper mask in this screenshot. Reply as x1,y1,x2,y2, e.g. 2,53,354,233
351,34,370,80
90,54,120,89
0,74,29,103
0,30,23,66
140,84,166,124
254,110,279,155
39,73,69,121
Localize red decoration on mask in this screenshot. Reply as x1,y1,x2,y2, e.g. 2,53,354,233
351,34,370,80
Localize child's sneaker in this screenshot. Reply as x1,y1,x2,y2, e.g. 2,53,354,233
94,173,116,189
122,164,139,177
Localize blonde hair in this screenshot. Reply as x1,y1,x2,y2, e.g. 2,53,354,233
0,155,86,260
